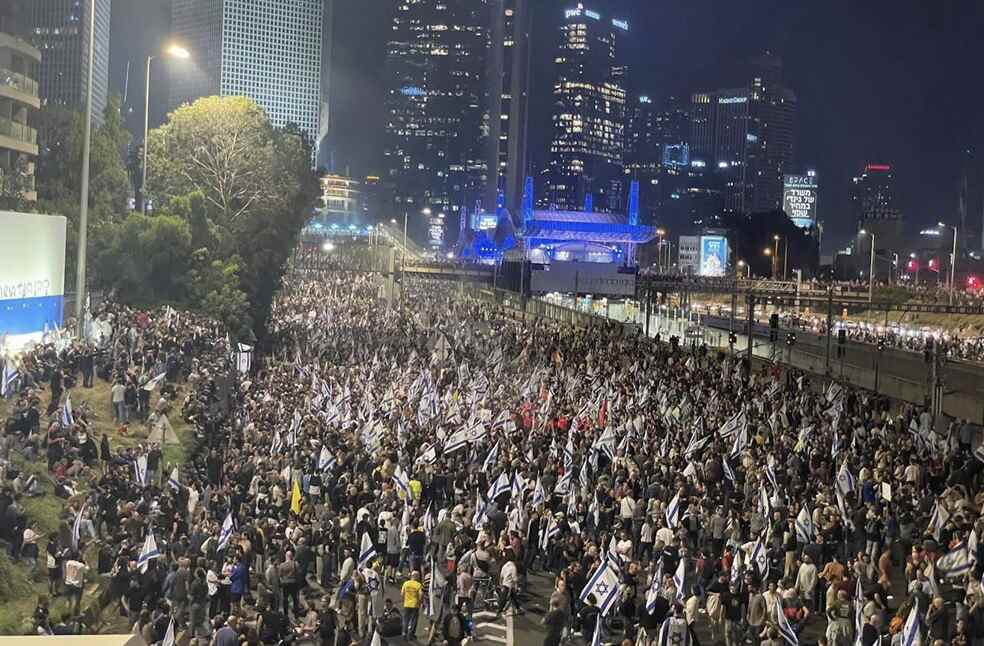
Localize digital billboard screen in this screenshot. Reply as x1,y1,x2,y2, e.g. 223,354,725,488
783,174,818,228
699,235,728,277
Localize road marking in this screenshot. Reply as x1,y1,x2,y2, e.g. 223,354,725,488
471,609,513,646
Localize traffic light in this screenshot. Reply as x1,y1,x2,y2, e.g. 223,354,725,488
876,338,886,353
728,332,737,346
786,333,796,347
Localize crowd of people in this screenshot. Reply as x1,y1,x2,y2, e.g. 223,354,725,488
1,269,984,646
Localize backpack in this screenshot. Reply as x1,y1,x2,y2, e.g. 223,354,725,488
446,614,464,640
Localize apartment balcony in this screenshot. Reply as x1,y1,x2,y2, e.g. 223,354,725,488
0,115,37,155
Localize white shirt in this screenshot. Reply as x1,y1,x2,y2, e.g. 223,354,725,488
64,560,88,588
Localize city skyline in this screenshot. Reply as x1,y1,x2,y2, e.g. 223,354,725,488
105,0,984,253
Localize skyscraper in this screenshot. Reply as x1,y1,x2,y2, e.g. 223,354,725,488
852,163,903,263
484,0,531,214
689,54,797,215
27,0,111,121
545,3,628,212
0,2,41,202
170,0,327,153
958,147,984,251
383,0,489,229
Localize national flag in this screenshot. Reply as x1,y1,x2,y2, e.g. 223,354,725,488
717,410,744,439
392,465,411,500
729,421,747,459
71,504,86,550
591,612,604,646
427,559,448,619
836,462,856,497
722,458,736,483
472,490,489,528
579,460,591,491
510,472,526,500
765,463,779,490
217,511,235,552
579,558,621,616
290,478,302,514
358,531,377,569
835,489,854,531
2,362,18,397
759,486,772,522
531,477,546,508
487,472,511,502
776,598,799,645
750,537,769,580
540,515,560,550
902,598,921,646
795,506,814,544
134,455,148,487
167,467,181,492
142,372,167,391
161,617,175,646
319,445,337,472
936,541,974,578
61,394,74,427
853,578,864,646
423,503,435,537
138,532,161,573
645,559,664,613
554,471,572,496
927,501,950,541
731,549,743,588
481,441,500,473
657,617,692,646
564,435,575,472
673,557,686,601
443,428,470,455
665,491,681,529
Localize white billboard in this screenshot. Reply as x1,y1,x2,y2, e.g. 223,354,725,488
530,262,637,297
0,211,67,348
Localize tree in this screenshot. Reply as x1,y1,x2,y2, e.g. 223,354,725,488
0,154,35,210
145,96,278,219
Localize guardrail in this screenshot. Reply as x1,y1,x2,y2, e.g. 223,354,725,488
0,67,39,97
0,115,37,145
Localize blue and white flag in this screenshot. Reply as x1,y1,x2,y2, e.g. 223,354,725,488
554,471,572,496
71,504,86,551
836,462,856,497
927,501,950,541
645,559,664,613
902,598,921,646
665,491,681,529
443,428,470,455
579,460,591,491
540,515,561,551
62,394,74,427
765,463,779,490
134,455,148,487
510,472,526,500
730,549,743,589
2,362,18,397
853,577,864,646
795,507,814,544
531,477,546,508
657,617,692,646
750,537,769,580
591,612,604,646
319,445,336,472
481,441,500,473
722,458,736,483
161,617,176,646
358,531,378,569
142,372,167,391
392,465,411,499
564,436,575,472
776,597,799,645
673,557,686,601
217,511,235,552
167,467,181,492
936,541,974,579
487,472,511,502
423,503,435,537
138,532,161,573
580,559,622,616
717,410,745,439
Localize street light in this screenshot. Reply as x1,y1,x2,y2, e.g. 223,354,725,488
859,229,875,303
737,259,750,279
141,43,191,213
75,0,96,332
938,221,958,305
655,228,666,272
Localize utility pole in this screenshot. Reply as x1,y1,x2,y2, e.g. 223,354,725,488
824,288,833,376
74,0,97,335
745,293,755,381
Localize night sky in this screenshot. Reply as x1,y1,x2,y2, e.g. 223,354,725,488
110,0,984,253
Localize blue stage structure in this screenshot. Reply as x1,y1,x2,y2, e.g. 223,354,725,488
454,177,656,266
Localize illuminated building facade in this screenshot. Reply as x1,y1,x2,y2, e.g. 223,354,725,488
170,0,327,152
545,3,627,213
27,0,111,122
689,54,797,215
484,0,531,215
852,163,903,270
383,0,489,244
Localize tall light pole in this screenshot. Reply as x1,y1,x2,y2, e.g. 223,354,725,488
74,0,96,333
860,229,875,303
737,260,750,279
763,247,772,279
938,222,958,305
772,234,780,280
141,44,190,213
655,227,666,272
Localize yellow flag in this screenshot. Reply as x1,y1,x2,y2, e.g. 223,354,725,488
290,479,302,514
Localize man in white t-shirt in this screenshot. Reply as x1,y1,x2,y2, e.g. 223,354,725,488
64,558,88,614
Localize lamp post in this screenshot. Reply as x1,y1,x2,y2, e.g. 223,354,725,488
655,227,666,272
772,234,781,280
74,0,96,333
910,252,919,285
763,247,773,279
860,229,875,303
737,260,750,279
141,44,190,213
938,222,958,305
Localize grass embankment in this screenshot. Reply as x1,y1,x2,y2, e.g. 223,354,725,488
0,378,193,635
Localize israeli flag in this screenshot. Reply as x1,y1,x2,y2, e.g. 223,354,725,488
729,422,747,459
564,436,575,472
134,455,148,487
731,549,743,588
161,617,176,646
554,471,572,496
765,463,779,490
645,559,663,613
579,559,621,616
673,557,686,601
776,597,799,645
423,503,435,537
722,458,736,483
481,441,500,473
750,538,769,580
71,504,86,551
319,445,336,472
138,532,161,573
392,465,411,499
835,462,856,497
928,501,950,541
167,467,181,492
62,394,74,427
591,613,603,646
443,428,470,455
657,617,692,646
217,511,235,552
936,541,973,579
472,491,489,529
540,515,561,550
488,472,511,502
902,598,921,646
854,578,864,645
510,472,526,500
531,477,546,508
665,491,681,529
795,507,814,544
358,531,378,569
2,362,18,397
142,372,167,391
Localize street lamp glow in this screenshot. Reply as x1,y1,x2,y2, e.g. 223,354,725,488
859,229,868,235
656,228,666,236
166,44,191,59
446,252,454,259
421,207,432,216
390,218,397,224
321,241,334,252
763,248,772,256
737,260,746,267
773,234,780,241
